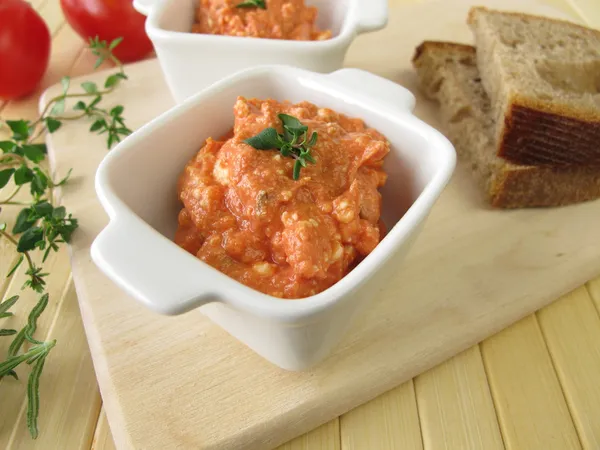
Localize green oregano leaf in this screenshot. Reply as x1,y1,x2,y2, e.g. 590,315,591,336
33,201,53,217
22,144,47,164
73,101,87,111
17,227,44,252
0,141,17,152
50,98,65,116
6,120,30,141
293,160,302,180
13,207,36,234
45,117,62,133
278,113,307,135
81,81,98,94
236,0,266,8
243,127,280,150
14,165,34,185
110,105,124,117
60,76,70,94
0,168,15,189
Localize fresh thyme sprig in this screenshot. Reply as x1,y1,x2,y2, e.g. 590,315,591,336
35,37,131,149
244,114,317,180
0,36,130,439
236,0,266,9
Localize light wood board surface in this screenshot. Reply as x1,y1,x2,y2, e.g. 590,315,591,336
0,0,599,449
39,0,600,449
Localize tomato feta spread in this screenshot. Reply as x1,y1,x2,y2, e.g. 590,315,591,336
191,0,331,41
175,97,390,299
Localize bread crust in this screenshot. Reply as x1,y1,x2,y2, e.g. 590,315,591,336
492,164,600,208
468,6,600,166
467,6,600,37
412,41,475,65
499,95,600,165
412,40,600,209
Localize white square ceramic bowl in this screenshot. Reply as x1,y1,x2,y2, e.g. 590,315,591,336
133,0,388,102
91,65,456,371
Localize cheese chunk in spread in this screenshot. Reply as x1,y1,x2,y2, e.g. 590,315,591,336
192,0,331,41
175,97,390,299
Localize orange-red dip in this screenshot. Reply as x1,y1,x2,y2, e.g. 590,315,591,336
191,0,332,41
175,97,389,299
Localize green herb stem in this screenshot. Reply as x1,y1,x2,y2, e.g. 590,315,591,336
0,201,29,206
0,153,27,168
35,86,118,129
0,186,24,204
26,128,47,146
49,112,88,122
0,229,36,275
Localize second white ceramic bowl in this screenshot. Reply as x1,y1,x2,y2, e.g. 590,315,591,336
91,65,456,371
133,0,388,102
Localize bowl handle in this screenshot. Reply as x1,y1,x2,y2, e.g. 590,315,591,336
91,218,217,316
325,68,416,113
352,0,388,34
133,0,158,16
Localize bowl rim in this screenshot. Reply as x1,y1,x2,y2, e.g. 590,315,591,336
144,0,372,50
92,65,456,322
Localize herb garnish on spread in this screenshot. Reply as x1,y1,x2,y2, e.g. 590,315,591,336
244,114,317,180
175,97,389,299
236,0,266,9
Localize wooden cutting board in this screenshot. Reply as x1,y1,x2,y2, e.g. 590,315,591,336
44,1,600,449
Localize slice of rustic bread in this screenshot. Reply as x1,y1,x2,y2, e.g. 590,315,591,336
467,7,600,166
411,40,600,208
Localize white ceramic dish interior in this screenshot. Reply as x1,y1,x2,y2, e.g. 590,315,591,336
133,0,388,102
91,65,456,371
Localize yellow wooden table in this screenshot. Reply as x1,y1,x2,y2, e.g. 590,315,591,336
1,0,599,449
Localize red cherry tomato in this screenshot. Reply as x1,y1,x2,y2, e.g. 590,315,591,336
60,0,153,63
0,0,51,101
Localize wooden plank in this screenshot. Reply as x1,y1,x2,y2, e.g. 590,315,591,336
537,286,600,449
0,247,74,444
340,381,422,450
0,12,99,449
277,419,340,450
92,409,117,450
587,277,600,314
414,346,504,450
480,315,581,450
6,280,102,450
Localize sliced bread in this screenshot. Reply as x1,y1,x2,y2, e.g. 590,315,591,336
411,40,600,208
467,7,600,166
